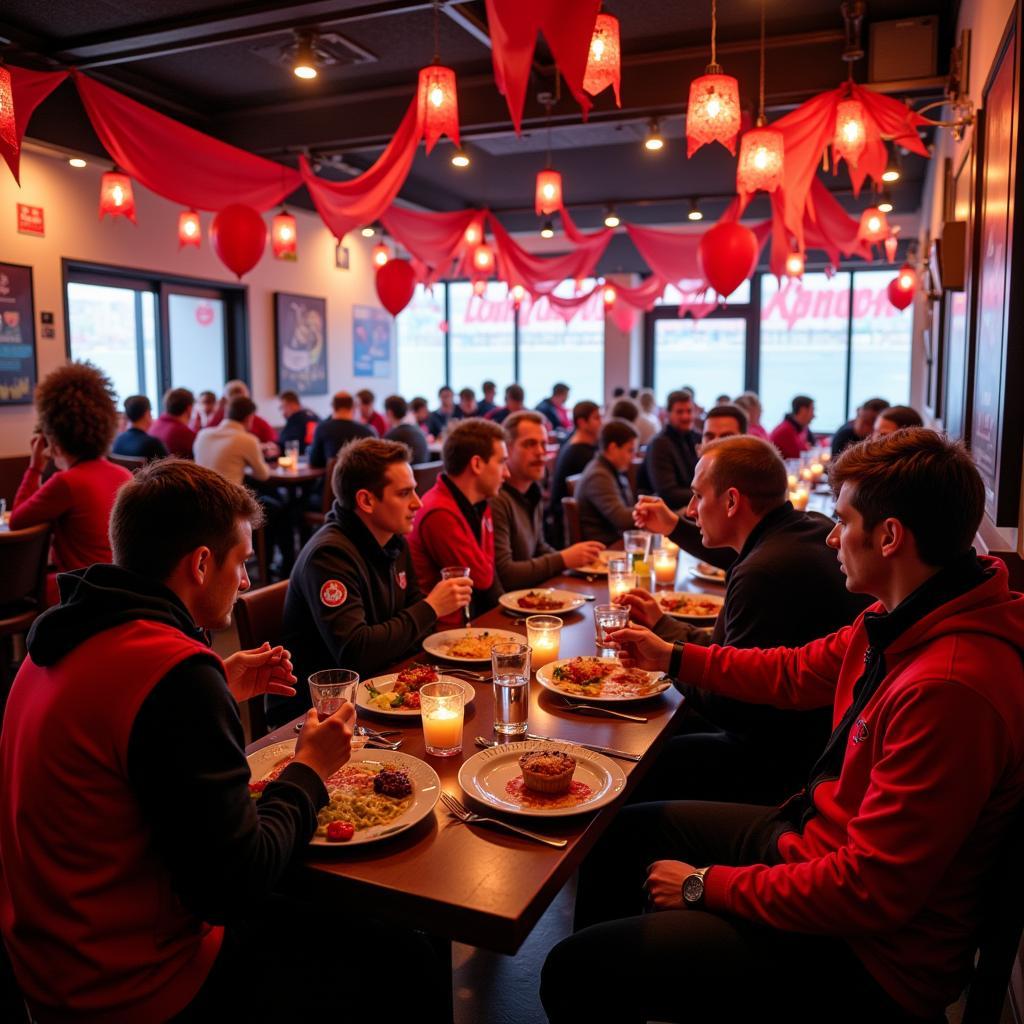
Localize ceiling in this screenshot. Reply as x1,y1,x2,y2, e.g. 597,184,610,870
2,0,951,270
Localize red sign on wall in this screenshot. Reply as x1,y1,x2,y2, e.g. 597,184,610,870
17,204,45,236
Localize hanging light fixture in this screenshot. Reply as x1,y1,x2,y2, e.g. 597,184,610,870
583,12,622,106
602,284,617,306
896,262,916,291
736,0,785,195
884,232,899,263
644,119,665,152
857,206,890,243
877,191,894,214
535,98,564,215
784,251,805,278
98,170,136,223
834,98,868,169
464,221,481,245
178,209,201,248
687,198,704,222
418,1,460,154
686,0,741,156
540,219,555,239
603,206,620,228
511,284,526,308
881,152,901,182
472,278,487,296
0,65,15,155
271,209,298,259
472,241,495,273
361,225,376,238
292,31,319,80
372,241,391,267
451,146,470,168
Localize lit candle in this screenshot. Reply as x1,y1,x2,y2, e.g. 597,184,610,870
820,450,832,464
660,537,679,555
419,681,465,756
423,706,462,748
654,550,678,585
787,473,798,489
810,461,824,481
608,571,636,600
800,467,813,482
526,615,562,669
790,488,810,511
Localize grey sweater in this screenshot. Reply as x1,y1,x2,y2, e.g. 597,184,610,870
491,481,565,589
575,454,635,545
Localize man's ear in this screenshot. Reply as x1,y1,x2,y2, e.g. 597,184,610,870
355,487,375,515
878,517,910,559
187,545,213,586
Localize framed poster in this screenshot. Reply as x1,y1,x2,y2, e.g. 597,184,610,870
274,292,327,396
352,304,393,378
0,262,38,405
970,4,1023,525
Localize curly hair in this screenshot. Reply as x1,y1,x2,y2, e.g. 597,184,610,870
35,361,119,460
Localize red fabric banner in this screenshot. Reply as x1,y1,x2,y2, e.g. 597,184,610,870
624,223,705,285
3,67,68,184
380,206,478,282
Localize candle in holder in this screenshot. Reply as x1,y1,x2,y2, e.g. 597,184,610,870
787,473,798,489
820,450,832,464
608,568,637,600
810,460,825,481
419,680,465,757
790,486,810,511
525,615,562,669
660,536,679,556
653,548,678,585
800,467,813,483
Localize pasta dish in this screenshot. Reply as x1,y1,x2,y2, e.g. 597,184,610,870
550,657,667,698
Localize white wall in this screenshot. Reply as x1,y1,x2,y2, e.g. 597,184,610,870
0,146,388,457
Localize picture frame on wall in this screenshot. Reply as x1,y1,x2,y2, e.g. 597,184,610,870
274,291,328,396
0,262,38,405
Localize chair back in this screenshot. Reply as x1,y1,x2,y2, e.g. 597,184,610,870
0,524,50,616
413,460,443,494
233,580,290,740
565,472,582,497
561,497,582,546
107,454,146,473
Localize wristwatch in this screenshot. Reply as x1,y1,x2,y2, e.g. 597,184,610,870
681,867,709,907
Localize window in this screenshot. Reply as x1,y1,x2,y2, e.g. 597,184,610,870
847,270,912,412
656,279,751,306
396,284,446,400
448,281,515,399
167,292,226,397
651,316,746,406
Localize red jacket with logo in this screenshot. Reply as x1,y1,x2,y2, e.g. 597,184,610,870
680,556,1024,1017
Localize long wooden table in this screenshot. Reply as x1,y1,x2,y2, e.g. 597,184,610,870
248,551,724,955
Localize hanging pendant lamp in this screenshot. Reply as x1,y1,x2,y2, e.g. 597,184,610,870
0,66,16,154
99,170,137,222
534,100,564,215
834,98,868,169
856,206,890,243
418,2,460,154
583,13,621,105
736,1,784,194
687,0,741,156
178,209,201,248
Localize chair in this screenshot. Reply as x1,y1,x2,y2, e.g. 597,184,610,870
413,460,443,494
233,580,290,741
0,524,50,708
107,454,146,473
561,496,582,546
303,457,336,532
565,472,582,497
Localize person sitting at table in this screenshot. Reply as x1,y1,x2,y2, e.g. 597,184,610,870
624,435,869,805
634,389,661,444
409,396,434,440
733,390,769,439
476,379,498,418
10,362,133,605
484,382,526,425
547,400,602,546
408,418,509,625
535,382,572,436
543,428,1024,1024
280,438,473,721
644,390,703,510
831,397,889,456
207,380,278,454
356,388,387,437
150,386,197,459
574,419,638,545
383,394,430,465
276,389,319,454
189,389,218,433
112,394,168,461
307,390,375,468
194,396,271,488
453,387,478,419
491,411,604,590
426,385,457,437
875,404,924,437
769,393,817,458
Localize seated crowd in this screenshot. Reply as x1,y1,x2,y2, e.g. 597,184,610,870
2,360,1021,1024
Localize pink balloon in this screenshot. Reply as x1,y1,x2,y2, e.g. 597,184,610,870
376,259,417,316
887,278,914,310
697,222,760,298
210,204,267,279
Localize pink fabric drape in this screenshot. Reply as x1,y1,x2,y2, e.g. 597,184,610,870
381,206,478,282
625,224,705,285
3,68,68,184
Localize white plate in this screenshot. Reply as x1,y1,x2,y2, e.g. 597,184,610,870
656,591,724,623
246,741,440,846
688,561,727,584
573,549,620,575
422,627,525,663
357,673,476,717
535,656,671,703
458,739,626,817
498,588,587,616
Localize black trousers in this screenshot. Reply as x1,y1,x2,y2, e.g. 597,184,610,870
541,801,935,1024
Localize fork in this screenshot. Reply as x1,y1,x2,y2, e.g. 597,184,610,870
558,697,648,723
362,735,404,750
439,792,567,848
419,662,491,682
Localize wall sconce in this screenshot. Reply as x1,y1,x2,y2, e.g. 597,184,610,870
916,30,975,143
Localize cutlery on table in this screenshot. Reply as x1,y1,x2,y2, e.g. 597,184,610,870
523,733,642,763
558,697,648,723
440,792,567,849
417,662,492,682
357,726,401,738
363,736,403,750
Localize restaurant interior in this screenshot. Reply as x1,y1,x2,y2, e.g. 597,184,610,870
1,0,1023,1020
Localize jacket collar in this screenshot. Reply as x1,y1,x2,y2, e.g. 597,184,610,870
735,501,798,563
327,505,403,563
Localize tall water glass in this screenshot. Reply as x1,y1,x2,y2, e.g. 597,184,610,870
491,641,531,736
594,604,629,657
308,669,366,748
441,565,472,623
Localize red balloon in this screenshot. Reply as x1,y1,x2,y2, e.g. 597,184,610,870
697,221,760,298
376,259,417,316
887,278,914,310
210,204,267,279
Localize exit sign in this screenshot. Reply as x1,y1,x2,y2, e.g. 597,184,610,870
17,204,44,236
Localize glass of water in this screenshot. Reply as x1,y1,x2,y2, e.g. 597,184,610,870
308,669,366,748
491,641,531,737
594,603,629,657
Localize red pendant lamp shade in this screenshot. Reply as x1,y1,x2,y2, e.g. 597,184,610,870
271,210,298,259
784,251,805,278
857,206,890,243
896,262,916,292
372,241,391,268
99,171,136,223
737,127,785,194
178,209,201,248
0,66,16,154
464,221,481,246
583,13,621,106
602,284,617,307
834,99,868,169
418,65,460,155
884,234,899,263
687,72,741,157
535,169,563,216
472,242,495,274
511,284,525,308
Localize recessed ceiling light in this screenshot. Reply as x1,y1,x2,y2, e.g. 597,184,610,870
451,147,470,168
604,206,620,228
644,119,665,152
361,226,376,238
292,31,319,79
68,157,87,168
687,198,704,222
878,192,894,214
540,219,555,239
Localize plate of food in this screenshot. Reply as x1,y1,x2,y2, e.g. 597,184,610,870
535,656,670,703
688,561,727,584
422,627,525,663
572,549,620,575
655,591,724,623
458,740,626,817
498,588,587,616
247,742,440,846
357,665,476,716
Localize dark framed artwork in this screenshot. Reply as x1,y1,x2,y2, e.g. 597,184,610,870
970,3,1023,525
0,262,38,404
274,291,327,396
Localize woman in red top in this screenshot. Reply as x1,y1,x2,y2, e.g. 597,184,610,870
10,362,133,603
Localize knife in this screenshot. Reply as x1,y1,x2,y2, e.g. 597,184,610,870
523,733,641,762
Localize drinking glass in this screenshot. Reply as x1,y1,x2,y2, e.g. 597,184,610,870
594,604,629,657
491,641,531,736
284,439,300,469
307,669,366,748
441,565,472,623
623,530,652,567
608,566,637,601
525,615,562,669
420,680,466,756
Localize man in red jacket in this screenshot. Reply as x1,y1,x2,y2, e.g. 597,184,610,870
769,393,816,458
542,429,1024,1024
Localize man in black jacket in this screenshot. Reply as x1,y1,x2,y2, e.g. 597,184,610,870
111,394,168,460
643,390,702,509
626,435,869,803
546,400,601,545
276,390,319,454
281,438,472,722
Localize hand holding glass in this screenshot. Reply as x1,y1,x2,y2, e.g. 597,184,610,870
441,565,472,622
594,604,629,657
308,669,366,748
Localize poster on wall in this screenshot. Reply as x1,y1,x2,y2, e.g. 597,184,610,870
0,263,38,405
274,292,327,396
353,305,393,378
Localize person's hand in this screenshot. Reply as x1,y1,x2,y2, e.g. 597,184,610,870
426,576,474,619
560,540,605,570
615,588,662,629
293,703,355,781
29,432,49,472
262,442,281,460
646,860,696,910
606,625,673,673
224,642,297,704
633,495,679,536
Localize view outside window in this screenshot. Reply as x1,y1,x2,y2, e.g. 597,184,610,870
448,281,515,401
847,269,912,413
652,317,746,408
396,284,446,401
657,279,750,307
519,279,604,407
167,294,225,398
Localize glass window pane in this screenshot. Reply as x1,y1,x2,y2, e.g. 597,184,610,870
67,282,143,405
848,270,911,412
759,272,851,435
519,278,604,406
652,317,746,408
657,279,750,306
396,284,446,400
449,281,515,401
140,294,159,409
168,294,226,397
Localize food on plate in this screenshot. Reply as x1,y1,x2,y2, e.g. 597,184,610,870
326,820,355,842
445,631,505,659
549,656,666,698
504,773,594,809
373,768,413,798
394,664,437,694
657,593,722,618
519,750,577,794
696,561,727,581
516,590,567,611
365,664,436,710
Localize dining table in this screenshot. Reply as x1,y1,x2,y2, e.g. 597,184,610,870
264,461,326,487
